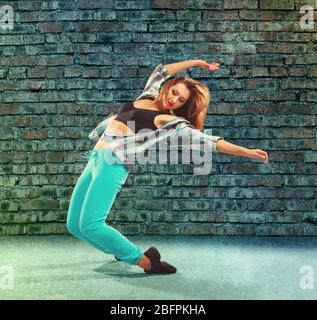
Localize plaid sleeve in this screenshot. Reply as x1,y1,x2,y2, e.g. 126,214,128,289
88,114,116,142
176,123,224,153
135,63,171,100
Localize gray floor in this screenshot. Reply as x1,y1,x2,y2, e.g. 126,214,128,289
1,235,317,300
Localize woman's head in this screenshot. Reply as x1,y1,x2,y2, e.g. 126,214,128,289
154,76,211,130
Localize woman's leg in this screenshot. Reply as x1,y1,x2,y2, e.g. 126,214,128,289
78,150,144,265
66,155,112,254
66,159,92,238
67,149,176,273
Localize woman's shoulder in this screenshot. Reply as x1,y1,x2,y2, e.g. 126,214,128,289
154,114,187,129
132,100,163,113
135,94,156,102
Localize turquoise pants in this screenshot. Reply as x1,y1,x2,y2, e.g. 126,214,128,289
66,149,144,265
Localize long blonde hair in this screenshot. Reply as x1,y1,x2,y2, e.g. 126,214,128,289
154,76,211,130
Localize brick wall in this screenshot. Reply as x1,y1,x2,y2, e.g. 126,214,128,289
0,0,316,236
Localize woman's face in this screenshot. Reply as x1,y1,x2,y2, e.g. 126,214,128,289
163,82,190,111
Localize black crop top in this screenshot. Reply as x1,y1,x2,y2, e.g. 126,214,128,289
113,96,167,134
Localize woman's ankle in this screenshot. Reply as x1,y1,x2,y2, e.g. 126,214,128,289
137,255,151,271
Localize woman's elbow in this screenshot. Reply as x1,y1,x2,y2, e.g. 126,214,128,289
215,138,225,153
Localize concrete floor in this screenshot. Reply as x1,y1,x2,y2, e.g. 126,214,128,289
1,235,317,300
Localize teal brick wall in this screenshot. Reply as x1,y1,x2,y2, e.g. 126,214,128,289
0,0,316,236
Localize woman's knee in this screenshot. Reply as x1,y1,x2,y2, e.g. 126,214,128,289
66,216,81,237
79,219,106,238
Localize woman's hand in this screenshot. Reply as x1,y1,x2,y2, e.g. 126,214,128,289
195,60,220,71
248,149,269,164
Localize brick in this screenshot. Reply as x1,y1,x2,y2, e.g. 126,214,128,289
0,68,8,78
239,10,259,20
41,22,62,33
112,210,137,222
202,10,239,20
22,129,48,139
0,201,19,212
25,153,45,164
226,212,265,224
251,67,269,77
223,224,256,235
0,212,37,223
265,211,303,223
178,223,221,235
259,0,295,10
190,211,226,222
257,224,304,236
224,0,258,9
143,222,178,235
0,104,20,115
47,152,64,163
17,1,44,11
114,0,148,9
304,151,317,162
26,223,67,235
113,198,134,209
0,224,26,235
79,0,113,9
173,200,209,210
269,67,288,77
134,199,171,210
150,0,185,9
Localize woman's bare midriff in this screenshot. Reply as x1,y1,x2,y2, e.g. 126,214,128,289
94,99,177,150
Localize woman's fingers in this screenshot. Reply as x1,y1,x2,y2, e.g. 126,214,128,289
254,149,269,163
208,62,220,70
258,150,269,163
199,60,220,71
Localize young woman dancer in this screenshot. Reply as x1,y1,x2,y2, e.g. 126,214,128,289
66,59,269,275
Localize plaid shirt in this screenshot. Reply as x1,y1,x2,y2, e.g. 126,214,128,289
85,64,224,175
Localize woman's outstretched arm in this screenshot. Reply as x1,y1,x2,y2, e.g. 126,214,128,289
216,139,269,164
163,59,220,76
